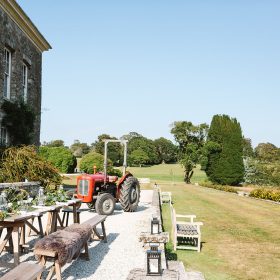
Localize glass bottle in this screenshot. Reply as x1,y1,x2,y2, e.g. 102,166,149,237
0,192,7,211
37,187,45,206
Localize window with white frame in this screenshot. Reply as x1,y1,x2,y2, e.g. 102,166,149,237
22,63,28,102
4,48,11,99
0,127,8,146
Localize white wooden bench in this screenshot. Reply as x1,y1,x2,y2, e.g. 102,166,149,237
171,205,203,252
160,191,172,205
0,262,44,280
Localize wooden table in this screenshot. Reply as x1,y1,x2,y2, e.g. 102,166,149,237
0,199,82,266
0,213,33,267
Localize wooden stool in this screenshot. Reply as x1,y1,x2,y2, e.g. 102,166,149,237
62,208,81,227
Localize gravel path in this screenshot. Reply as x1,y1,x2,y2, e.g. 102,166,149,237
0,190,156,280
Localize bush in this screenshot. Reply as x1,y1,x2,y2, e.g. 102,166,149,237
80,152,123,177
199,181,238,193
39,146,77,173
0,146,62,187
249,188,280,202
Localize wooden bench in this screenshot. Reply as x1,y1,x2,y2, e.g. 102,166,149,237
34,223,92,280
171,205,203,252
0,262,44,280
82,214,107,243
34,215,107,280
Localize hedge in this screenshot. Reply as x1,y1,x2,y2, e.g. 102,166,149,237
199,181,238,194
249,188,280,202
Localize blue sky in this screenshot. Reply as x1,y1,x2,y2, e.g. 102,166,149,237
17,0,280,147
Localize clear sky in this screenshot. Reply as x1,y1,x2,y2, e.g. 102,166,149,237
17,0,280,147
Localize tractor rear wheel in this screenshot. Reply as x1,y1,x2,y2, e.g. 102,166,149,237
95,193,115,215
120,177,140,212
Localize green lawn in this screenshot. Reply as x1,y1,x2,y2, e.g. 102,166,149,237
126,163,206,184
161,183,280,280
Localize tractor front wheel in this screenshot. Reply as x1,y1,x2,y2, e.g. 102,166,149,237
120,177,140,212
95,193,115,215
87,200,96,210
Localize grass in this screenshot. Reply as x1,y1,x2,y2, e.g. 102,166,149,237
161,183,280,280
126,163,207,184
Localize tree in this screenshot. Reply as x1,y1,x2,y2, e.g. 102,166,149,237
171,121,208,183
39,146,77,173
42,140,65,147
128,136,160,165
92,134,122,166
129,149,149,167
70,140,90,157
243,138,254,158
205,115,244,185
255,143,280,162
154,137,177,163
121,132,143,141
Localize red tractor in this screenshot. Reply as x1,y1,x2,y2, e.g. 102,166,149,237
76,139,140,215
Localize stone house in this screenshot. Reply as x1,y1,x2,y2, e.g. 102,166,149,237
0,0,51,146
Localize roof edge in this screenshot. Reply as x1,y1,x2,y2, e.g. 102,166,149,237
0,0,51,52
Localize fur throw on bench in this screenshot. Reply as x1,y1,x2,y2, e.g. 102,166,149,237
35,224,92,266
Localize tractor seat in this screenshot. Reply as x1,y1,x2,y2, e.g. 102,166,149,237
108,176,118,183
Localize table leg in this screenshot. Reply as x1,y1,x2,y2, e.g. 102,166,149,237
45,212,53,235
12,226,20,266
0,227,13,254
73,204,78,223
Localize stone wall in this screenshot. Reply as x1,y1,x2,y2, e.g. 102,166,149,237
0,6,42,145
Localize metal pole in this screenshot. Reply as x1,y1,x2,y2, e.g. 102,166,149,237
123,141,127,176
104,141,108,184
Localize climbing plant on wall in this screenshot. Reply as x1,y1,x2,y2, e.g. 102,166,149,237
1,100,35,146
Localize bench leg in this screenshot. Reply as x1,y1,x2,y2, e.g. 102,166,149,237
46,265,55,280
37,256,46,280
84,242,89,261
54,261,62,280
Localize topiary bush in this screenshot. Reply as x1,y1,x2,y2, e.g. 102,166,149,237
0,146,62,187
39,146,77,173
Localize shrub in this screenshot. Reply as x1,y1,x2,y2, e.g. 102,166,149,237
39,146,77,173
249,188,280,202
80,152,123,177
199,181,238,194
0,146,62,187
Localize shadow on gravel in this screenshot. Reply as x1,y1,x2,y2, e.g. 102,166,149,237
62,232,119,279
